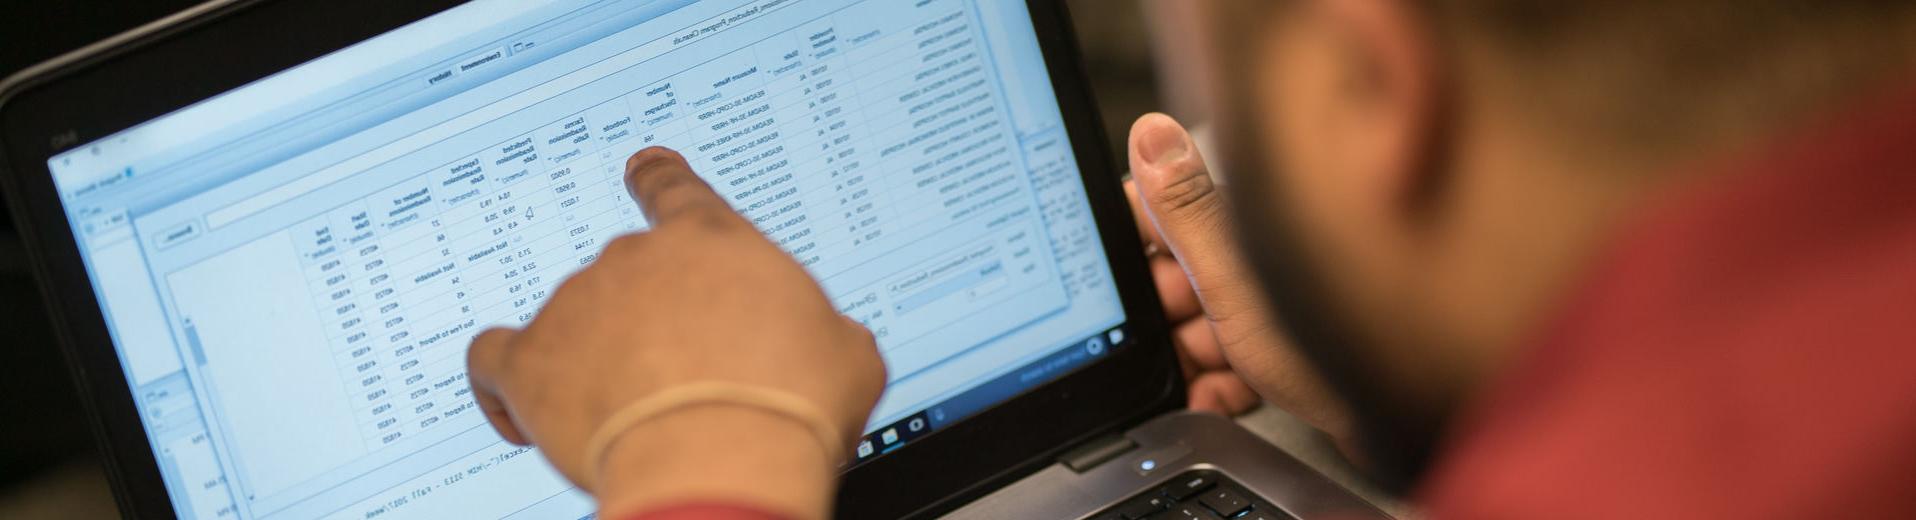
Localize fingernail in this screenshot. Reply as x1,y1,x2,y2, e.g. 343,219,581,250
1137,118,1191,168
625,147,671,175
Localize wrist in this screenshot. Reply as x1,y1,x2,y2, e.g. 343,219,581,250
595,405,839,520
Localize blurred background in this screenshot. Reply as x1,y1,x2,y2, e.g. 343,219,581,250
0,1,1162,517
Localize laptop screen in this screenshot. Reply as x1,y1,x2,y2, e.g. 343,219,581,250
42,0,1127,518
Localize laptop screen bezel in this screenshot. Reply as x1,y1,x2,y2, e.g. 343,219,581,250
0,1,1183,518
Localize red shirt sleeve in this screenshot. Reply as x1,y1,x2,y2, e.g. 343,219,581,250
615,502,792,520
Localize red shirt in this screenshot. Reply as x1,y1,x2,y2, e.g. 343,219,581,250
623,85,1916,519
1420,83,1916,518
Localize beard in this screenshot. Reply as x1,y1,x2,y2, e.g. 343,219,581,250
1209,81,1446,495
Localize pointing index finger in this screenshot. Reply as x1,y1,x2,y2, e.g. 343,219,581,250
623,146,733,226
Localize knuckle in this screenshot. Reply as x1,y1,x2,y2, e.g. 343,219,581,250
474,327,513,344
468,328,518,374
847,328,877,350
605,233,651,256
689,208,743,232
656,205,742,235
868,353,889,383
551,266,601,298
641,170,706,205
1152,167,1220,217
847,328,888,389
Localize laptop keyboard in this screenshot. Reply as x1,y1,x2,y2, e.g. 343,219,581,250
1087,470,1298,520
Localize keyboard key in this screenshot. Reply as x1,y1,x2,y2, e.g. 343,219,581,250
1197,488,1251,517
1088,470,1281,520
1166,474,1217,500
1240,502,1300,520
1117,498,1168,519
1156,506,1225,520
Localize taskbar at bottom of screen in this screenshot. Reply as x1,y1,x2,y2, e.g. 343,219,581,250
845,324,1130,468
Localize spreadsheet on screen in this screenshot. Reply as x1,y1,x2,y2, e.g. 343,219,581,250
46,1,1126,518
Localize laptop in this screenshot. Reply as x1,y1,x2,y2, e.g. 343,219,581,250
0,1,1391,518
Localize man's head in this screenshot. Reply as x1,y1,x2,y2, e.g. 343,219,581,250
1148,0,1916,491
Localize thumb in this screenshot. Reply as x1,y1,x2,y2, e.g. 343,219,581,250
1129,113,1261,322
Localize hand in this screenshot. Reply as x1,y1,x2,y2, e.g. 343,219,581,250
1128,176,1260,416
1126,113,1354,442
465,147,886,520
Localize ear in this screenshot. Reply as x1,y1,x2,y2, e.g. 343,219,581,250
1320,0,1446,215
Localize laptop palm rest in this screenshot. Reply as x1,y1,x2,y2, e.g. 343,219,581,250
941,411,1393,519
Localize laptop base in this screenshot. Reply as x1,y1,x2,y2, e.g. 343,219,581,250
941,411,1393,519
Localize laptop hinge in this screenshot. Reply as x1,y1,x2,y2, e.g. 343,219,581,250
1058,433,1138,473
